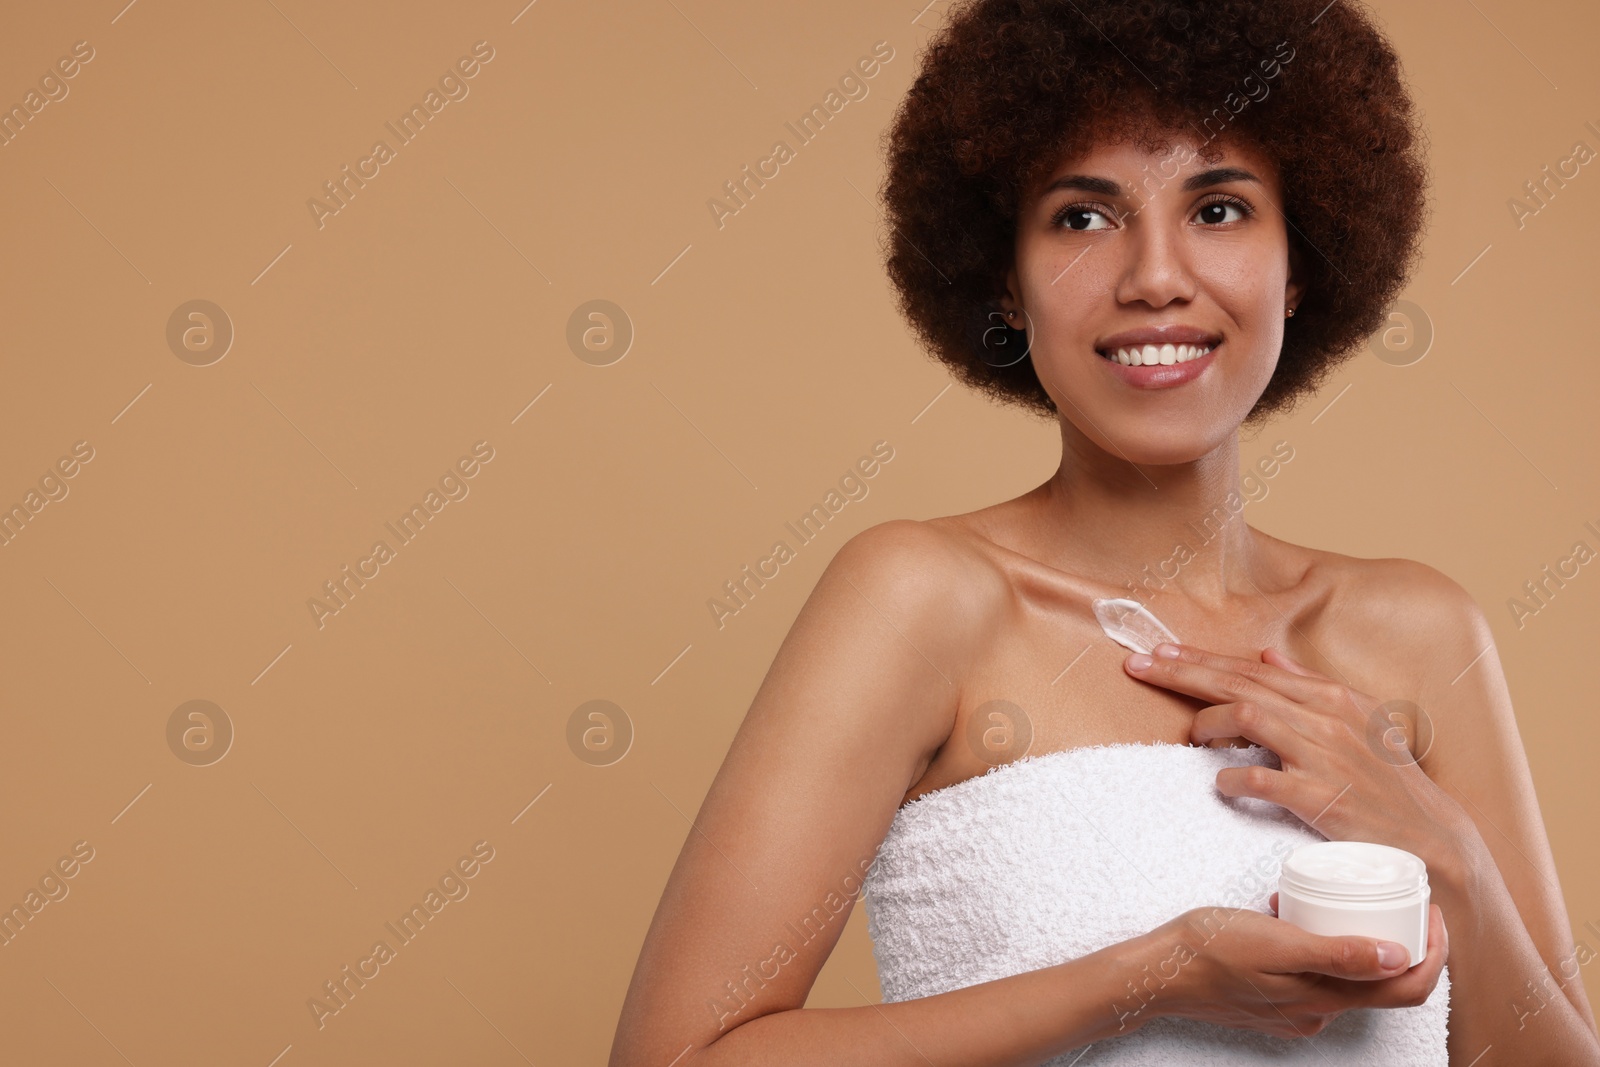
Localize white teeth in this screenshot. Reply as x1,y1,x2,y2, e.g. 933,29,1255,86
1102,342,1216,366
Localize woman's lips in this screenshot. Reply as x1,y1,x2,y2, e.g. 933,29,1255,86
1095,342,1220,389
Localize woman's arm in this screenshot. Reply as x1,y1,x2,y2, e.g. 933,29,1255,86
608,519,1167,1064
1404,564,1599,1064
609,518,1045,1064
681,935,1174,1066
1120,558,1600,1066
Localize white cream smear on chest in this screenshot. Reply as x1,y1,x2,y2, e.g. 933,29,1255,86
1091,597,1179,654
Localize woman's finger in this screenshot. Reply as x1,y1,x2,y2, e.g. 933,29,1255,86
1212,762,1320,819
1126,644,1333,709
1321,903,1448,1005
1190,701,1302,756
1262,646,1325,678
1270,923,1416,980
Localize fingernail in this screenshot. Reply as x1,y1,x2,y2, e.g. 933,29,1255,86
1376,943,1408,969
1153,643,1180,658
1127,653,1153,670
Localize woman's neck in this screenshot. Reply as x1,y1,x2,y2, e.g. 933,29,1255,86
1027,429,1267,610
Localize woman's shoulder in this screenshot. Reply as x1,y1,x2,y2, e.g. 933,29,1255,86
821,517,1023,676
1295,542,1482,627
832,516,1015,616
1278,538,1491,685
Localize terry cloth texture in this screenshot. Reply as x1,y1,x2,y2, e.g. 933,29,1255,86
862,742,1449,1064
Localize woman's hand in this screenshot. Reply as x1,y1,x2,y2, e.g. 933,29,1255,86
1138,902,1449,1038
1122,642,1476,873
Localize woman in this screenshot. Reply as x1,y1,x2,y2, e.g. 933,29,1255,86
610,0,1600,1063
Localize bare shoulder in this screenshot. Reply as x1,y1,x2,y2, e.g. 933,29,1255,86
1336,550,1482,627
1295,544,1491,699
829,516,1015,634
1329,552,1482,625
821,518,1015,732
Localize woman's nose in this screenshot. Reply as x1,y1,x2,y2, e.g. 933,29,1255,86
1113,215,1198,309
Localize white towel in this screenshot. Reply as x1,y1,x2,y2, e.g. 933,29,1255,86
862,742,1449,1064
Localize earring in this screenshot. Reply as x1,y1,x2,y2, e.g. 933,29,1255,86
1285,307,1296,318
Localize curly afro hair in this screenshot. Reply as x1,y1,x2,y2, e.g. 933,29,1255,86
880,0,1430,426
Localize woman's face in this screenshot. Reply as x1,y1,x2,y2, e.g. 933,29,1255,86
1003,130,1305,466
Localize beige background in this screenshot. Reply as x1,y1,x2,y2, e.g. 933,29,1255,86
0,0,1596,1063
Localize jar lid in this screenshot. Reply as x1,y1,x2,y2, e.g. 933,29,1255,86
1280,840,1428,903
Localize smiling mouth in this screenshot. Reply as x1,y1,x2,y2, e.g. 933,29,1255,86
1096,342,1217,366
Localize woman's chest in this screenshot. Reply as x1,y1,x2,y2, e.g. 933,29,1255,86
904,589,1415,804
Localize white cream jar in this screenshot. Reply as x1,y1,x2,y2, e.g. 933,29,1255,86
1277,841,1430,967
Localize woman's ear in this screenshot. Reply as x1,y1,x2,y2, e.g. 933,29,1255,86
1000,266,1024,321
1285,242,1307,313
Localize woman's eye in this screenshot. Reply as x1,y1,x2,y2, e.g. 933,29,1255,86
1054,205,1115,231
1195,199,1247,225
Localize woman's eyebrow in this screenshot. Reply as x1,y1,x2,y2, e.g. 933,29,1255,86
1040,174,1121,197
1180,166,1261,191
1040,166,1262,197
